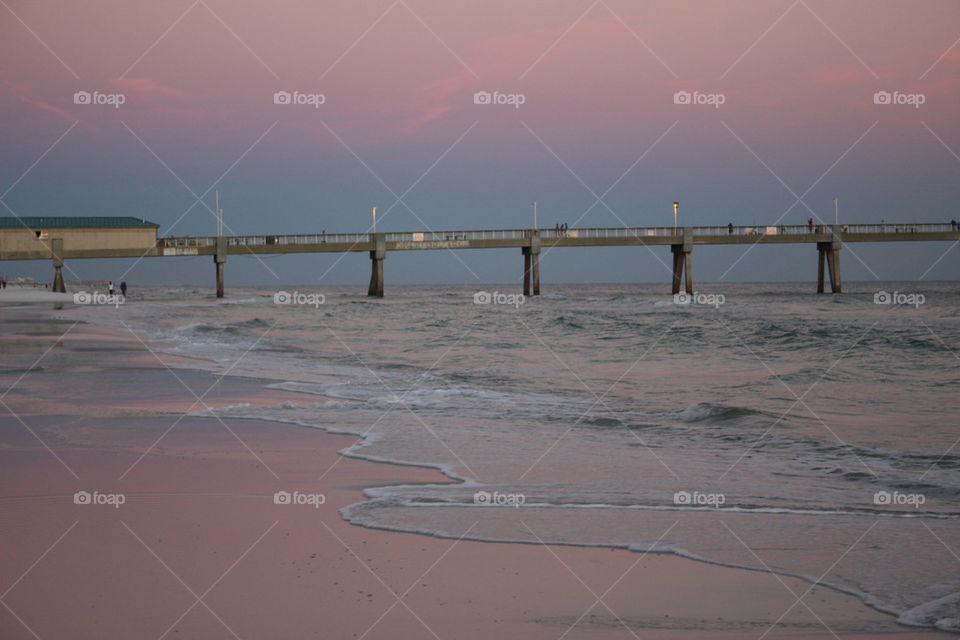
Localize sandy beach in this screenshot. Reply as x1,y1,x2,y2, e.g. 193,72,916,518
0,306,951,639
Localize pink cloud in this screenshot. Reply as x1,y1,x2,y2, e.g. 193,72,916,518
106,76,187,101
2,77,77,125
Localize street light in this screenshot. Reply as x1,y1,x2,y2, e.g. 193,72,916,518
372,206,377,234
531,201,537,231
833,197,838,225
673,201,679,229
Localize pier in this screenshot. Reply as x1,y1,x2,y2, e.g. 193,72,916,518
1,219,957,297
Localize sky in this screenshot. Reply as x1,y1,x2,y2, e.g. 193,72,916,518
1,0,958,287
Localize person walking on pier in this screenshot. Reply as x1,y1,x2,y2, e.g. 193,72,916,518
108,281,115,295
728,222,733,235
120,281,127,297
807,217,814,231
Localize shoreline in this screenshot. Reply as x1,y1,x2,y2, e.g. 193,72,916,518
0,305,953,638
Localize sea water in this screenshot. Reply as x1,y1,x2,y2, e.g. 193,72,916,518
76,281,960,631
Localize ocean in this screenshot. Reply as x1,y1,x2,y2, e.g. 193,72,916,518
70,280,960,632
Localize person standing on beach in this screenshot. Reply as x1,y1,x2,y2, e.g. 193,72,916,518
120,281,127,297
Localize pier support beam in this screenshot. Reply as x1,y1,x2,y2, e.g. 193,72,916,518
51,238,65,293
522,233,540,296
816,228,842,293
368,233,385,297
817,245,826,293
214,236,227,298
670,228,693,295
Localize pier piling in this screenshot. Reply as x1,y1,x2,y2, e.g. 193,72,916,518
214,236,227,298
816,228,842,293
522,233,541,296
522,249,531,296
51,239,65,293
670,229,693,295
368,234,385,297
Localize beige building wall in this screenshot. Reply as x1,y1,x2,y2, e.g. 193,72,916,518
0,227,157,254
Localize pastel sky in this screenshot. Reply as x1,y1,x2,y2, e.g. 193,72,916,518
1,0,958,286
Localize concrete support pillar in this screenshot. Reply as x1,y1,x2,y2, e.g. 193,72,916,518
522,249,531,296
829,225,842,293
817,245,826,294
214,260,225,298
51,238,66,293
522,232,541,296
827,247,841,293
368,233,385,297
816,236,842,293
817,227,843,293
670,228,693,295
530,232,540,296
531,251,540,296
671,250,683,294
52,266,65,293
214,236,227,298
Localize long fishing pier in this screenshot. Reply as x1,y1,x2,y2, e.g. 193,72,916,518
2,220,957,297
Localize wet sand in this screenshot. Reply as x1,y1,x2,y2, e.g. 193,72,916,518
0,308,951,639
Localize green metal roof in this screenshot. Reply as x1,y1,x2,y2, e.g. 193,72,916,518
0,216,159,229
